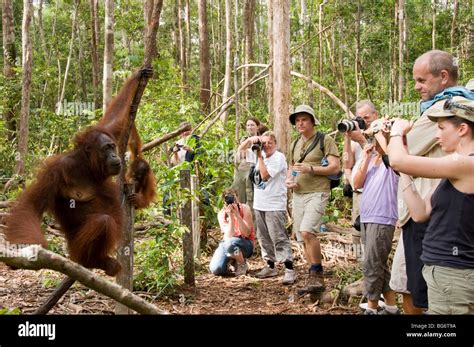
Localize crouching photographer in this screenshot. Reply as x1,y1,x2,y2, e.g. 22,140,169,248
209,188,255,277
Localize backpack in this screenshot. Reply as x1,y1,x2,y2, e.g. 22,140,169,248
291,132,342,190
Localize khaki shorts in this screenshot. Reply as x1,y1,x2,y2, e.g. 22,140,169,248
422,264,474,315
292,191,329,242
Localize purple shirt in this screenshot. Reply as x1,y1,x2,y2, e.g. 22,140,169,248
360,156,399,226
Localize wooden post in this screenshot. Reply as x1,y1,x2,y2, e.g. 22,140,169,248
191,175,200,258
115,183,135,314
180,170,195,286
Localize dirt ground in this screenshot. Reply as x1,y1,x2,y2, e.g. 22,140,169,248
0,225,367,315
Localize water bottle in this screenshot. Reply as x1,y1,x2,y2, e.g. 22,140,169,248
287,170,298,189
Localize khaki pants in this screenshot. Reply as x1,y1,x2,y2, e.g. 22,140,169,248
422,265,474,314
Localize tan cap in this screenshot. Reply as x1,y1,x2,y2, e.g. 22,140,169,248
289,104,321,126
425,96,474,123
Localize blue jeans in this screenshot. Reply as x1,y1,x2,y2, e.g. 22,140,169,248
209,237,254,276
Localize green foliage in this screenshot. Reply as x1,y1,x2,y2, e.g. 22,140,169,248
334,264,363,289
0,307,22,315
133,224,185,296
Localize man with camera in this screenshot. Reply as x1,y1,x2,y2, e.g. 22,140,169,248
286,105,340,293
247,131,295,285
390,50,474,314
341,100,379,231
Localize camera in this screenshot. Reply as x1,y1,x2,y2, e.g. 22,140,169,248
251,140,262,152
337,116,367,133
224,194,235,205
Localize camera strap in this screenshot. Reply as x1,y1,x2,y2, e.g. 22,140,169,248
292,131,324,164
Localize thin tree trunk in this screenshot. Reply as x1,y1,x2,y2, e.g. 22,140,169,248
431,0,436,49
355,1,361,100
178,0,187,87
450,0,458,50
198,0,211,114
398,0,406,101
220,0,233,124
90,0,101,109
267,0,274,123
103,0,114,111
57,0,79,114
272,0,290,155
318,0,327,114
15,0,33,176
243,0,255,107
185,0,191,78
2,0,17,140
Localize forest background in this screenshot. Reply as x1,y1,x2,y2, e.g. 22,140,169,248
0,0,472,295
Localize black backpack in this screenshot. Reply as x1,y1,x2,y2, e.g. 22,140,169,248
291,132,342,190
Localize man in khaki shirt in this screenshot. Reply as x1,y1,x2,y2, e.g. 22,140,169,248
391,50,461,314
286,105,340,293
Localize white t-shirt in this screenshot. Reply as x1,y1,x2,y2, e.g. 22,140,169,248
253,151,287,211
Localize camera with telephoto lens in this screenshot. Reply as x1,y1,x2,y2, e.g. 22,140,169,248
337,116,367,133
224,194,235,205
251,140,262,152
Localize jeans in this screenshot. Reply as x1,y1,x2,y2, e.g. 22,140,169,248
209,237,253,276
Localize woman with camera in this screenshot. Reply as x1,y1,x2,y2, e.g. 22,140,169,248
209,188,255,277
388,96,474,314
232,117,263,207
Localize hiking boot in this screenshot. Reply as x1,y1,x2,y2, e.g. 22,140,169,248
234,261,248,276
307,270,325,293
255,266,278,279
282,269,296,285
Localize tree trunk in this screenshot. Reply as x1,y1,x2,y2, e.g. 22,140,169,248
243,0,255,107
15,0,33,176
272,0,291,155
103,0,114,111
90,0,101,109
57,0,79,115
185,0,191,79
450,0,458,50
198,0,211,114
355,1,361,100
267,0,274,123
398,0,406,101
220,0,233,124
431,0,436,49
2,0,17,140
318,0,327,114
178,0,187,88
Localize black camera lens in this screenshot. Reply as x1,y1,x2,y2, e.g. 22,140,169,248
337,117,366,133
224,194,235,205
251,140,262,151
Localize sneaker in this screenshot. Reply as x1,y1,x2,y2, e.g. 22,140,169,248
234,261,248,276
307,270,325,293
255,266,278,279
363,307,401,315
282,269,296,285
